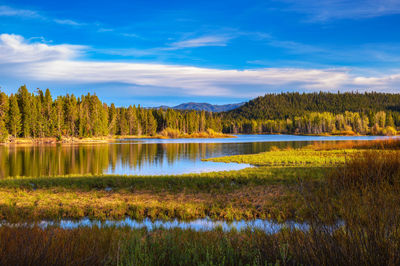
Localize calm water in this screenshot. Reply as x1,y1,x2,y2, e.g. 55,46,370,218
0,134,394,178
1,217,310,234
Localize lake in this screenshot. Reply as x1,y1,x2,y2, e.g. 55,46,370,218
0,134,394,177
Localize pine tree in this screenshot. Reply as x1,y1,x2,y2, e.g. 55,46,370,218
17,85,33,137
146,110,157,136
127,105,138,135
0,118,7,142
108,104,118,135
8,95,21,137
0,91,9,123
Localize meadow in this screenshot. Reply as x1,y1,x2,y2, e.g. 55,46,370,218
0,139,399,265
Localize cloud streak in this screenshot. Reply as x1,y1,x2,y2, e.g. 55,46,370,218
1,33,400,98
53,19,84,26
279,0,400,21
169,35,232,49
0,5,42,19
0,5,84,27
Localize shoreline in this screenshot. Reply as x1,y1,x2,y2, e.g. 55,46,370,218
1,132,398,145
1,133,235,145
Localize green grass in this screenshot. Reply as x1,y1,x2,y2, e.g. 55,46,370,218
0,166,326,191
205,148,360,167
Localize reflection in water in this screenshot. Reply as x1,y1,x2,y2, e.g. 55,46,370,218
1,218,309,234
0,134,393,178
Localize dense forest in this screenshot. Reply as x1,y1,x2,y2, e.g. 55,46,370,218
221,92,400,135
227,92,400,119
0,87,399,142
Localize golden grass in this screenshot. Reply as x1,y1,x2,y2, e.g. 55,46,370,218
0,185,299,222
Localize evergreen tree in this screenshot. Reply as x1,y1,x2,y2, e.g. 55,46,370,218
0,118,7,142
17,85,33,137
8,95,21,137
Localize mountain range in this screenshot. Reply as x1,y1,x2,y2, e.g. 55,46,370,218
157,102,245,112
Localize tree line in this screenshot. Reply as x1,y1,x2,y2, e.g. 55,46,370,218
0,86,222,141
221,111,398,135
0,87,399,141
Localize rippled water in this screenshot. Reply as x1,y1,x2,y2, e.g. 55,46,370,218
0,134,395,177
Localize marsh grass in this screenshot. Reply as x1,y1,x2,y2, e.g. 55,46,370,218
206,148,359,167
308,138,400,151
292,150,400,265
0,226,288,266
1,143,400,264
0,166,326,222
0,166,324,191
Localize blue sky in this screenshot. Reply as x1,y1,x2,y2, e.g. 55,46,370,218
0,0,400,106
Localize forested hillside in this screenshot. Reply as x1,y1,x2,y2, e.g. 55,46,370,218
0,87,399,142
226,92,400,120
220,92,400,135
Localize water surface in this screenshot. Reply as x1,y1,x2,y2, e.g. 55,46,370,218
2,217,309,234
0,134,395,177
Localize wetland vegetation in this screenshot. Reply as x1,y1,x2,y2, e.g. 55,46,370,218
0,138,399,265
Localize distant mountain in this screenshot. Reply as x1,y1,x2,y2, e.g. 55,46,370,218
157,102,245,112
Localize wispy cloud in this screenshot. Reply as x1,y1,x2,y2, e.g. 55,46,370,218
53,19,84,26
0,5,42,19
168,35,232,49
1,33,400,98
97,28,114,33
252,34,400,68
121,33,141,38
0,5,86,27
278,0,400,21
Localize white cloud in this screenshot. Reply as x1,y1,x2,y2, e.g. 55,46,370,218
1,33,400,98
169,35,231,49
0,34,85,64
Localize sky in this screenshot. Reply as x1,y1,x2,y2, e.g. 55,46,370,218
0,0,400,106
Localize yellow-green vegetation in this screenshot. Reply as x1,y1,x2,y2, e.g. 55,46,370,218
205,146,360,167
158,128,232,139
1,141,400,265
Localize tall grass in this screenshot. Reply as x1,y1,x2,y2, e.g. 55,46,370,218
308,138,400,151
293,150,400,265
0,226,286,266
